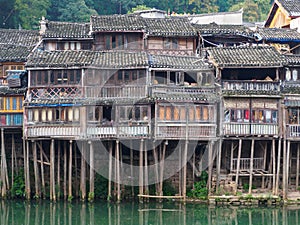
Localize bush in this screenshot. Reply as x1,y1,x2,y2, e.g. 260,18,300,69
10,170,25,198
188,171,208,199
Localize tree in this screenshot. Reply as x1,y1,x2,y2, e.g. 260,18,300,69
128,5,152,14
0,0,16,28
14,0,50,29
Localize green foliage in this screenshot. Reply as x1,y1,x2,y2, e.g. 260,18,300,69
243,183,256,191
94,174,108,199
88,192,94,202
188,171,208,199
10,170,25,199
162,181,176,196
128,5,152,14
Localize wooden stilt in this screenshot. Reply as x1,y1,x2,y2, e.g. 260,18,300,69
1,128,8,198
296,144,300,188
178,143,182,196
262,142,267,189
80,141,86,201
286,140,290,195
216,139,223,189
275,139,281,195
235,139,242,191
139,139,144,201
152,142,159,195
32,141,40,198
50,139,56,201
183,140,188,200
25,140,30,199
283,139,287,199
68,140,73,200
108,141,112,201
272,139,276,194
159,141,166,197
144,142,149,196
230,142,234,172
89,141,94,202
63,141,67,200
208,141,213,193
74,143,78,198
57,141,61,199
130,141,134,197
39,141,45,198
11,134,15,189
116,140,121,202
249,138,255,194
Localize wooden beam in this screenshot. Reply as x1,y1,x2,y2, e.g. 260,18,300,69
275,139,281,195
68,140,73,200
183,140,188,201
139,139,144,201
116,140,120,202
296,144,300,188
25,140,30,199
208,141,213,193
80,141,86,201
272,139,276,194
40,141,45,198
32,141,40,198
108,141,112,201
89,141,94,202
63,141,67,200
286,140,291,195
283,139,287,199
216,139,223,189
50,139,56,201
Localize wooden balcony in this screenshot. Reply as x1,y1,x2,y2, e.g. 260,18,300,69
286,124,300,138
86,125,149,139
85,85,147,99
232,157,264,171
224,123,278,136
222,80,280,94
30,86,82,99
155,124,216,140
26,125,80,138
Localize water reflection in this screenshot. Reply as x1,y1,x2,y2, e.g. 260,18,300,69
1,200,300,225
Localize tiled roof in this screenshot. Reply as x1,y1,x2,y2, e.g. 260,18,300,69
256,28,300,42
144,17,197,37
207,46,284,68
43,21,92,39
193,23,254,38
91,14,197,37
91,15,145,32
149,55,210,70
0,44,33,62
277,0,300,17
153,92,218,102
283,54,300,65
0,86,26,95
26,50,149,68
0,29,39,46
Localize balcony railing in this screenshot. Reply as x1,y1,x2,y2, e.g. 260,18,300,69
224,123,278,136
286,124,300,138
85,85,147,99
232,158,264,171
30,86,82,99
26,126,80,138
155,124,216,139
222,80,280,93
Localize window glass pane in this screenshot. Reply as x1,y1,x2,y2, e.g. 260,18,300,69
6,98,10,110
265,110,271,123
12,98,17,110
48,109,53,121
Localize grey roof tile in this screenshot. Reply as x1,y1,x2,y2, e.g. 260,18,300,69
0,29,40,47
0,44,34,62
43,21,92,39
277,0,300,17
257,28,300,42
207,46,284,67
283,54,300,65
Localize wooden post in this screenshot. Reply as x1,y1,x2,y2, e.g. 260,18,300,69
283,139,287,199
74,142,78,198
159,141,167,197
130,141,134,197
296,144,300,188
178,143,182,196
276,139,281,195
152,142,159,196
286,140,291,195
272,139,276,194
249,138,255,194
262,142,267,188
1,128,8,198
63,141,67,200
144,142,149,196
116,140,121,202
208,141,213,193
139,139,144,201
50,139,56,201
216,139,223,189
235,139,242,191
11,134,15,189
108,141,112,201
25,140,30,199
32,141,40,198
68,140,73,200
89,141,94,202
230,142,234,172
80,141,86,201
57,141,61,199
183,140,188,200
39,141,45,198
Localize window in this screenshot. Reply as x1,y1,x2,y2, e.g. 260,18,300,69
163,38,178,49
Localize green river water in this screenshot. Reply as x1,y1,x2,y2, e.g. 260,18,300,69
1,200,300,225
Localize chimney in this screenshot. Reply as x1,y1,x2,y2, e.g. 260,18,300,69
39,16,47,35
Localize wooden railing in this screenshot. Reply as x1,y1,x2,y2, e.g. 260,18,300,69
222,80,280,92
224,123,278,136
26,126,80,138
86,125,149,139
85,85,147,99
286,124,300,138
30,86,82,99
155,124,216,139
232,158,264,171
